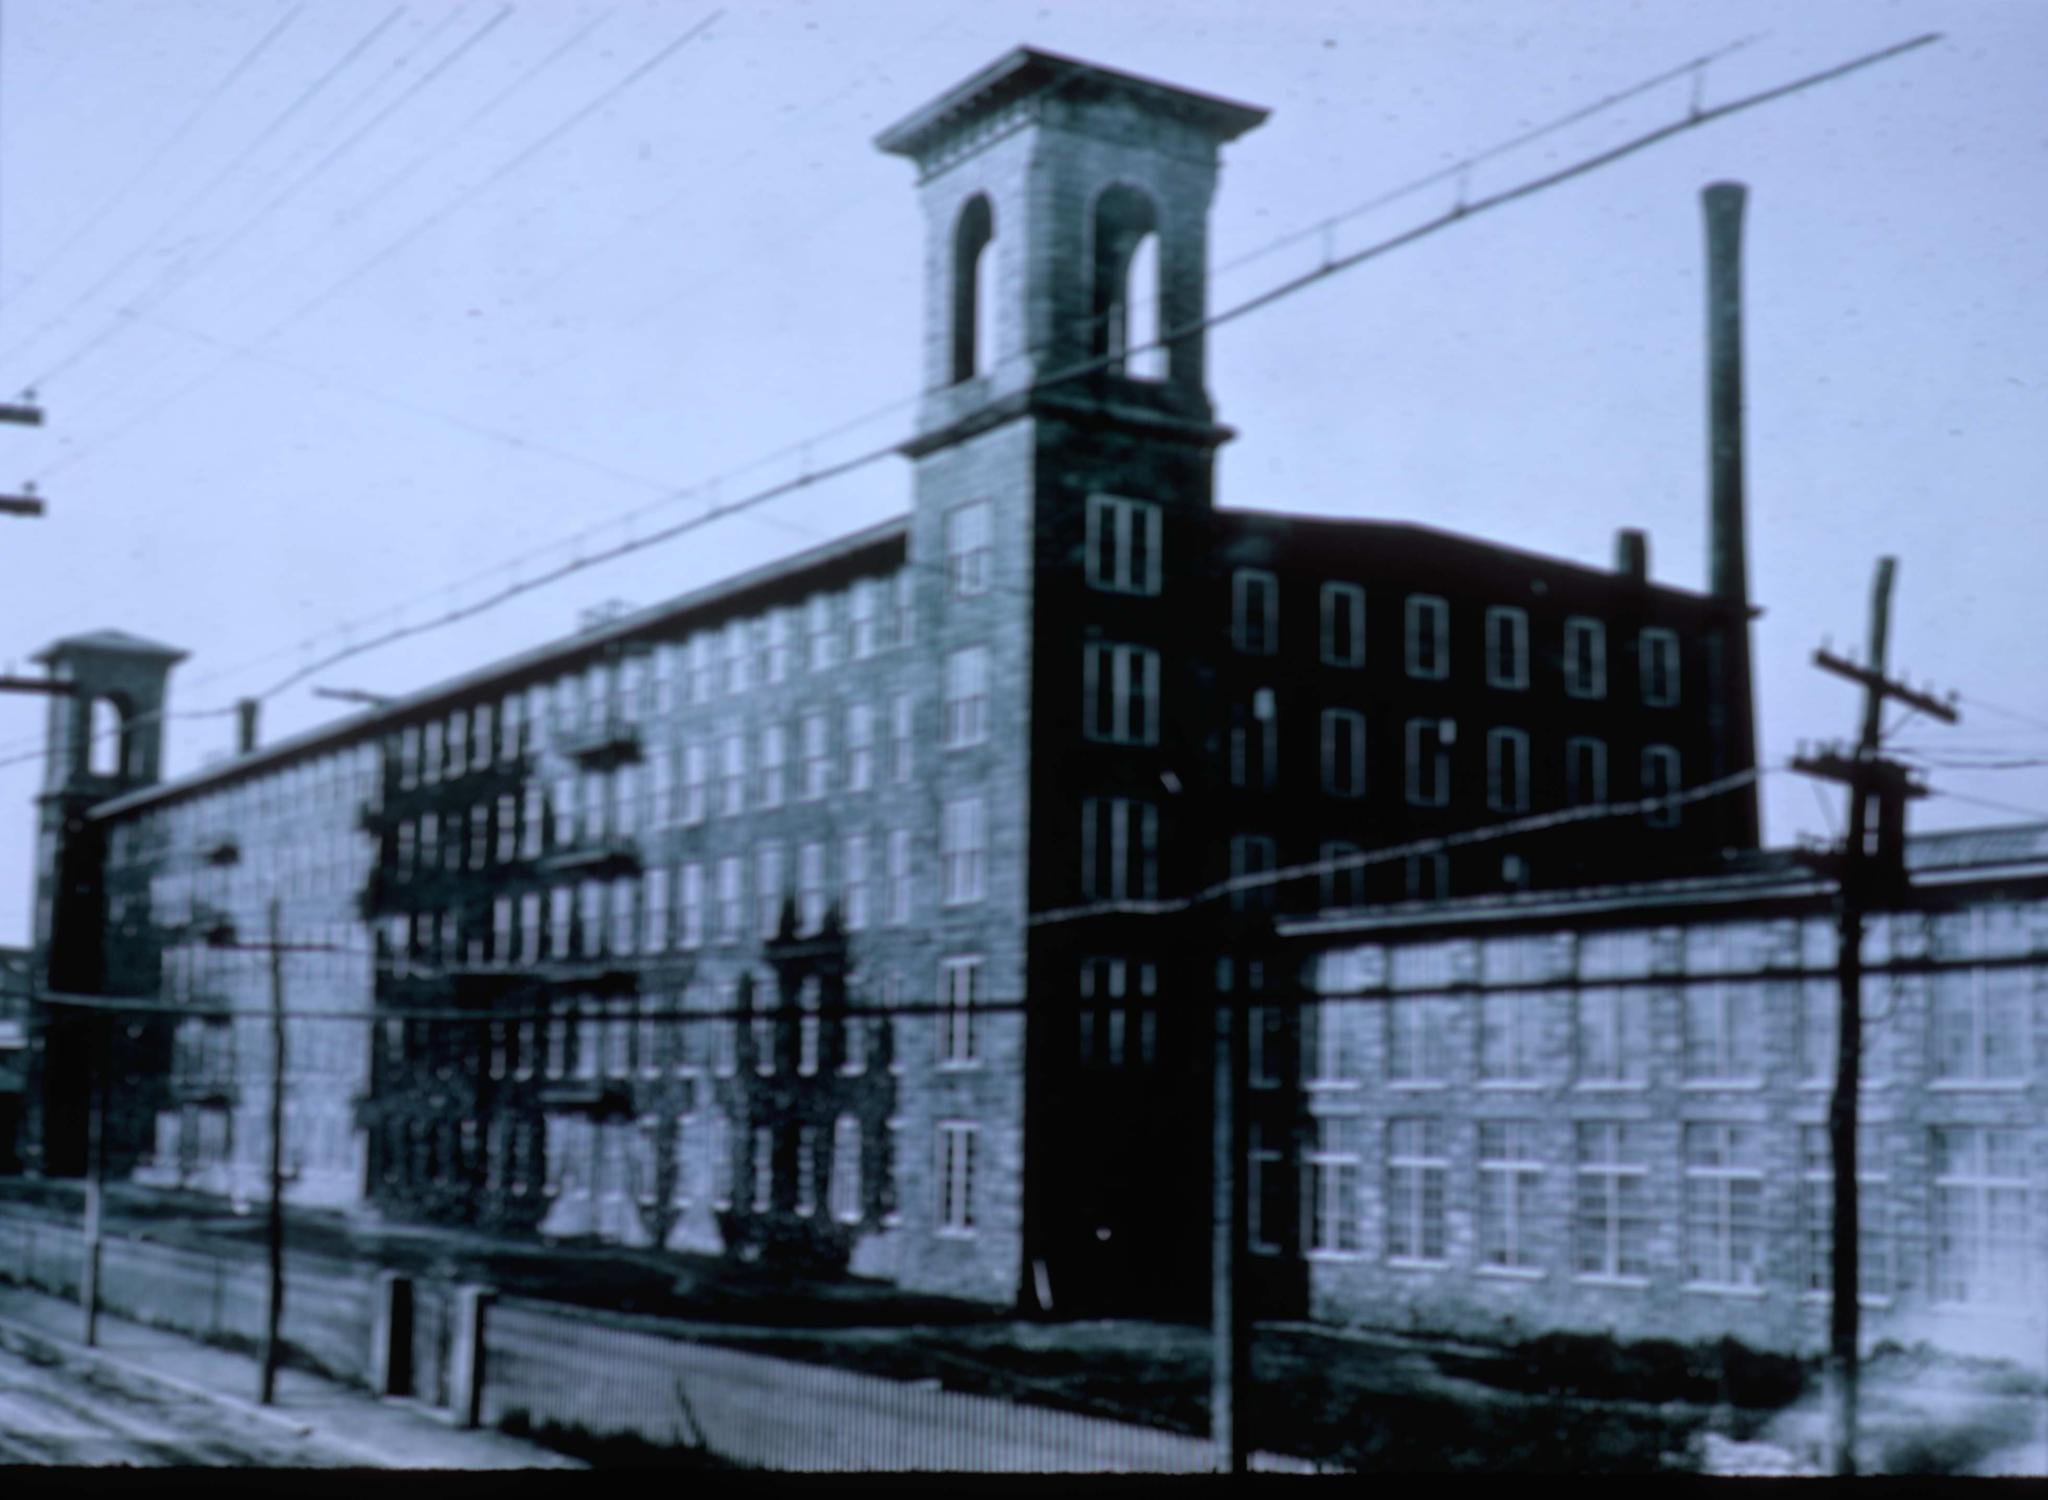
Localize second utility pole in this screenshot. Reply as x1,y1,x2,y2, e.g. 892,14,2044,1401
1793,556,1958,1474
260,898,287,1405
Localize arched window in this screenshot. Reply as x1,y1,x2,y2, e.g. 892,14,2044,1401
951,194,995,384
88,696,127,778
1091,185,1165,380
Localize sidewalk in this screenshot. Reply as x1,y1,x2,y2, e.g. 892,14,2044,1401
0,1279,582,1469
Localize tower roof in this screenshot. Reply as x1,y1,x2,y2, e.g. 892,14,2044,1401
875,46,1267,166
33,628,187,666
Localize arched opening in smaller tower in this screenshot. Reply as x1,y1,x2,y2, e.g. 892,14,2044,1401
88,695,128,778
1091,186,1165,381
950,194,995,384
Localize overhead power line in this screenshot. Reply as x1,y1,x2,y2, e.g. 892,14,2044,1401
0,5,409,376
24,7,724,488
0,30,1941,781
27,4,519,395
0,4,308,328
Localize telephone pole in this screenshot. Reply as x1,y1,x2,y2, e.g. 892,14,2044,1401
1792,556,1958,1475
2,392,46,516
260,898,288,1405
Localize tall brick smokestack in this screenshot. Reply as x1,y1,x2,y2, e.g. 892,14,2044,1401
1704,182,1749,607
1701,181,1760,850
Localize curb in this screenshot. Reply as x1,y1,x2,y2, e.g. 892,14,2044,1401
0,1307,404,1469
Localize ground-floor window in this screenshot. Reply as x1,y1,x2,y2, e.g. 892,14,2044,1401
1478,1119,1544,1272
1683,1123,1764,1290
1574,1120,1650,1280
938,1120,977,1235
1932,1125,2031,1305
1306,1116,1363,1255
1797,1124,1890,1302
1386,1117,1448,1264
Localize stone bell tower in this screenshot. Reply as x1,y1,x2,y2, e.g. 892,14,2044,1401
878,49,1266,1314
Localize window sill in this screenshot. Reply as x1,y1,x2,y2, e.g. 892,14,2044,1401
1387,1081,1450,1092
1305,1080,1361,1092
934,1228,978,1242
1574,1274,1651,1290
1476,1264,1546,1281
1574,1081,1649,1093
936,1061,983,1074
1305,1248,1365,1262
1476,1080,1548,1092
1682,1282,1768,1299
1799,1292,1894,1310
1927,1079,2030,1092
1387,1257,1449,1272
1680,1080,1764,1092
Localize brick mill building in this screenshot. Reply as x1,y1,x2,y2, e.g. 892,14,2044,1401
17,48,1913,1334
1274,828,2048,1362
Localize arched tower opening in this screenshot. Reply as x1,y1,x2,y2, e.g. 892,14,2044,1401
950,193,995,384
87,695,129,779
1091,185,1165,381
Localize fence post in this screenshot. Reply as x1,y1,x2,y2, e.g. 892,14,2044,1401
450,1283,492,1429
372,1271,414,1397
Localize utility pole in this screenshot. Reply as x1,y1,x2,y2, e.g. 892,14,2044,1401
2,392,47,516
80,1006,106,1346
1792,557,1958,1475
1211,964,1249,1475
260,898,287,1405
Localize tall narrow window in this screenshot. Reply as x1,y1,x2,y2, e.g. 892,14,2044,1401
941,797,986,905
1485,607,1528,689
1642,745,1682,827
1406,596,1450,680
1320,840,1365,911
1320,708,1366,798
1082,643,1159,745
945,501,992,599
1566,736,1608,806
1086,495,1162,596
1405,717,1454,807
890,692,914,782
799,841,827,937
1307,1117,1364,1256
846,701,875,789
1640,628,1681,706
937,1121,978,1235
1232,569,1279,655
1321,584,1365,668
831,1114,862,1225
757,844,784,938
940,956,982,1068
842,833,869,932
1080,797,1158,902
759,723,786,809
1487,728,1530,813
1230,692,1277,790
1228,834,1276,914
951,194,994,383
800,711,830,800
887,828,913,926
943,648,989,748
1564,617,1607,698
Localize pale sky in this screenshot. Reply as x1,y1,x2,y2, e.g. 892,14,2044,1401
1,0,2043,945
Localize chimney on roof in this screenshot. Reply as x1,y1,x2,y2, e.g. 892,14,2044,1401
1614,528,1649,582
237,698,259,755
1703,182,1749,609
